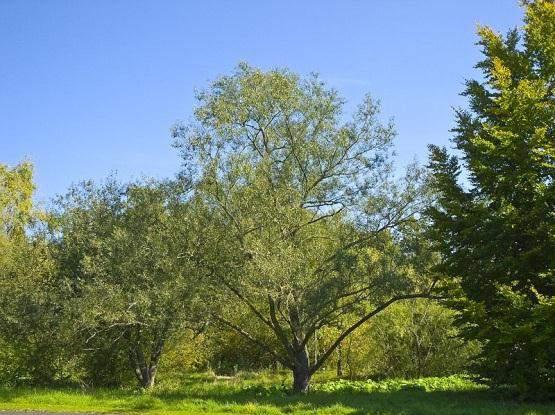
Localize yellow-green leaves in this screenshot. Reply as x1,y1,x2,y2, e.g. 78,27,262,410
525,0,555,79
491,56,512,90
0,162,34,236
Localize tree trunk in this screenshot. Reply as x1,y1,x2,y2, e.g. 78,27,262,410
292,348,311,393
336,342,343,377
138,365,157,388
128,328,165,389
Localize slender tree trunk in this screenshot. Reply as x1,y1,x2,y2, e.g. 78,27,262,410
137,365,157,388
313,329,319,367
133,354,161,389
336,342,343,377
292,347,311,393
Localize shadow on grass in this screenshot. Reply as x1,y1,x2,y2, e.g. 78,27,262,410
149,385,554,415
1,382,554,415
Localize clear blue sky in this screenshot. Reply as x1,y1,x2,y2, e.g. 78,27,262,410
1,1,523,203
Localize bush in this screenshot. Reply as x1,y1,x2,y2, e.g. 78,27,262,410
335,300,479,379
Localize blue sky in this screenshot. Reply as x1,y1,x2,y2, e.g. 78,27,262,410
1,1,523,203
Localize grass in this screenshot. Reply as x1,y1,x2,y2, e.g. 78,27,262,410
0,372,554,415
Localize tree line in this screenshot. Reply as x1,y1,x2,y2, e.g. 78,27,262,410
0,0,553,399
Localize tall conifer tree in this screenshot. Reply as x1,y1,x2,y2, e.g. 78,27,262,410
428,0,555,398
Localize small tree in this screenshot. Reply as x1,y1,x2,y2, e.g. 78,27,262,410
174,64,439,392
53,179,207,388
427,0,555,399
0,162,69,384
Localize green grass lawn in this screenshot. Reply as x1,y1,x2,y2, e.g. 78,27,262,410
0,373,553,415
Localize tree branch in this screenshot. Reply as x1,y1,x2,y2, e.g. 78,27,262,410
214,315,293,369
220,278,275,331
309,292,444,375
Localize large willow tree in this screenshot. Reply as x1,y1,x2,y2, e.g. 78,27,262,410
174,64,439,392
428,0,555,399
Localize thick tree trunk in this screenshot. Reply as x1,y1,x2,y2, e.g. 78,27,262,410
293,366,310,394
292,348,311,393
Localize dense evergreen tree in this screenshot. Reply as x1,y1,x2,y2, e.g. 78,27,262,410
427,0,555,398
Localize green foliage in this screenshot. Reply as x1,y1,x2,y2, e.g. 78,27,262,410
51,178,209,387
1,4,553,399
173,63,435,392
427,0,555,399
203,328,279,375
336,300,479,379
0,162,72,385
313,375,479,393
0,161,34,236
